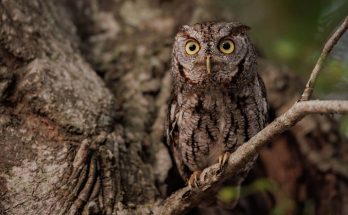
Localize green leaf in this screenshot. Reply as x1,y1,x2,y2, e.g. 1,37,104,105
218,186,239,203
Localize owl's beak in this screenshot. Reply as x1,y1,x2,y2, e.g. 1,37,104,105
206,55,212,74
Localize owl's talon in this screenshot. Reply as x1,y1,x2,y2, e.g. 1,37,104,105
188,171,202,189
218,152,231,170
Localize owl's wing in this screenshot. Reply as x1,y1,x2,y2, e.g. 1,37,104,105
166,92,191,180
257,73,269,127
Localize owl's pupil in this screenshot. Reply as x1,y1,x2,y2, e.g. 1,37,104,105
189,44,196,51
223,42,230,50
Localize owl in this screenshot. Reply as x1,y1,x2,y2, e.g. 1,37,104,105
166,22,268,192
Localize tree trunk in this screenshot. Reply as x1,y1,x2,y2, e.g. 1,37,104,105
0,0,347,215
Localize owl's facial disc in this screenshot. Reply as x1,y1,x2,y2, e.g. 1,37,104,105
174,22,253,85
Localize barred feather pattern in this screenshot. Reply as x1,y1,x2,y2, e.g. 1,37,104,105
167,22,268,187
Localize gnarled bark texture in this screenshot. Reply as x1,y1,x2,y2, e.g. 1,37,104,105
0,0,347,215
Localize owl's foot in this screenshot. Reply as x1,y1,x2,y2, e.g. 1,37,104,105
218,151,231,170
187,170,202,189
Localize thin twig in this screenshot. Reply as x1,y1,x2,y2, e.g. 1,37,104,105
300,16,348,101
157,100,348,215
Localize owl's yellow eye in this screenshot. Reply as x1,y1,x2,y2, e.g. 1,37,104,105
185,39,200,55
219,39,235,54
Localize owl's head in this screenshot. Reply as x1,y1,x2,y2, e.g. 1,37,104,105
172,22,256,88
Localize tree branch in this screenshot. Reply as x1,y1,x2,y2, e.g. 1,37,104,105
300,16,348,101
157,101,348,215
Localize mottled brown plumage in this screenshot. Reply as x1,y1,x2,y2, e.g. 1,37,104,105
167,22,268,193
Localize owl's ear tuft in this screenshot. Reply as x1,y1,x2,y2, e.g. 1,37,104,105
238,24,251,31
232,24,251,35
180,25,190,32
176,25,191,38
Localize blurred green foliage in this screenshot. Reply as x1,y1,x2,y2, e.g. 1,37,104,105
218,186,239,203
218,179,296,215
217,0,348,135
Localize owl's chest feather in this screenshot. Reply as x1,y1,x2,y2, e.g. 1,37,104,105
176,91,245,171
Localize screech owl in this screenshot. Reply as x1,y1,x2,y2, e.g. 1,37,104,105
166,22,268,194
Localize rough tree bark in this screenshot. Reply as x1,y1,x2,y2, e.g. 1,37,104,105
0,0,347,215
